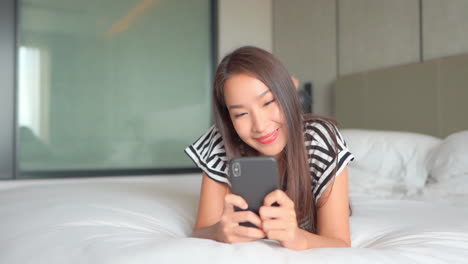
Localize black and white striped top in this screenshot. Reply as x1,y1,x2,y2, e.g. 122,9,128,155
184,120,354,203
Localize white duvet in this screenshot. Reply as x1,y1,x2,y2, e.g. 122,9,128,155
1,174,467,264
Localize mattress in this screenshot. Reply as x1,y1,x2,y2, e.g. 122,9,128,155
1,174,467,264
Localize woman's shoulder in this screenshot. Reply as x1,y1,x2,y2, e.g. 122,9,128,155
186,125,226,157
303,117,345,149
184,125,229,184
193,125,221,146
303,117,355,201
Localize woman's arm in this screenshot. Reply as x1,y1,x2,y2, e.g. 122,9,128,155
193,173,228,231
294,167,351,249
314,166,351,247
192,173,265,242
260,167,351,250
191,173,227,240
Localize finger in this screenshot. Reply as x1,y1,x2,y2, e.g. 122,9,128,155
262,219,294,233
259,206,290,220
223,198,234,213
263,189,294,208
226,234,263,244
266,230,289,242
232,210,263,227
234,226,266,239
224,194,248,213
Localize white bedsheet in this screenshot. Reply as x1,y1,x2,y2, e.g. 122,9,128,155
1,174,467,264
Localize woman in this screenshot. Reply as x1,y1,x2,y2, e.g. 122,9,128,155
184,46,354,250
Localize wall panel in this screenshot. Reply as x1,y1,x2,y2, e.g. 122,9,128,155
423,0,468,60
218,0,272,61
338,0,420,75
273,0,336,115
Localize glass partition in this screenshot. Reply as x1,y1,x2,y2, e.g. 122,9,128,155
18,0,213,176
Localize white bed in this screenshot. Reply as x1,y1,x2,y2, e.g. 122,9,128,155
1,130,468,264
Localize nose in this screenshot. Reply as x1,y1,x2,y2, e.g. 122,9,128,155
251,109,267,133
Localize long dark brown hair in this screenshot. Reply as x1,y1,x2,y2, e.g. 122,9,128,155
212,46,340,233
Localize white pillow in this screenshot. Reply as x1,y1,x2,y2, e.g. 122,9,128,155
429,130,468,181
348,166,408,198
341,129,441,194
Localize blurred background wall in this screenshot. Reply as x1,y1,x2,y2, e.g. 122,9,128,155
220,0,468,116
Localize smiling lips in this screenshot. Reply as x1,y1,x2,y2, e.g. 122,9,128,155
255,129,279,144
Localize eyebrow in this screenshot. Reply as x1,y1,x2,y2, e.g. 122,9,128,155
228,89,270,109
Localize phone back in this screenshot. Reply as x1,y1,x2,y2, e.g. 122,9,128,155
229,157,280,215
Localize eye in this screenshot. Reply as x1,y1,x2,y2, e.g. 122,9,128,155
234,113,247,118
264,99,276,106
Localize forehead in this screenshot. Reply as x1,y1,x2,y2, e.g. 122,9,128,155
224,73,270,104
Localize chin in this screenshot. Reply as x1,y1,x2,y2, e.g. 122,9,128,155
251,142,285,157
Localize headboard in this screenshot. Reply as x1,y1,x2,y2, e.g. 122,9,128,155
334,54,468,138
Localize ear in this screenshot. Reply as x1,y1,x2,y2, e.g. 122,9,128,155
291,76,299,89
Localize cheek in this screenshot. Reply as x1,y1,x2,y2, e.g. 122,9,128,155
271,105,285,123
231,118,250,140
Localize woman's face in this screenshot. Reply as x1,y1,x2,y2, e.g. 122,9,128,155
224,73,287,157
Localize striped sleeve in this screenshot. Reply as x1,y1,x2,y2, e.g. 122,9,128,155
184,125,230,185
304,120,354,203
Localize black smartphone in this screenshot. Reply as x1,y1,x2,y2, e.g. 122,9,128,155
228,156,280,228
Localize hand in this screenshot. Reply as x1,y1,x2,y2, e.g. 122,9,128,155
216,193,266,243
259,189,308,250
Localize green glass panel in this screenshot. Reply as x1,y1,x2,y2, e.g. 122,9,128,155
18,0,212,173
